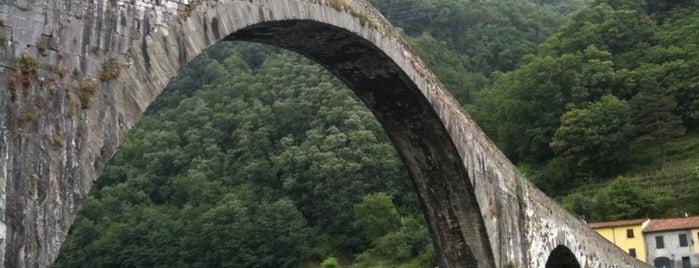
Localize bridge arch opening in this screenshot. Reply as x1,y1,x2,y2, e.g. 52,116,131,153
58,19,495,267
545,245,581,268
228,19,495,267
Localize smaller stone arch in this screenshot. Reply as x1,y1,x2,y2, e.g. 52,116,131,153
546,245,581,268
653,257,671,268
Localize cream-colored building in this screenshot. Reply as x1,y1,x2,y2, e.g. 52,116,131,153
643,216,699,268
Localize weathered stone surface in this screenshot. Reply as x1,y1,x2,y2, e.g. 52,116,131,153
0,0,650,267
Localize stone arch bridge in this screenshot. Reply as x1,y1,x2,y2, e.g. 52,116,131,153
0,0,648,267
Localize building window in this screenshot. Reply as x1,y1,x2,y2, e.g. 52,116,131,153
680,233,688,247
682,257,690,268
626,229,634,238
628,248,636,257
656,236,664,249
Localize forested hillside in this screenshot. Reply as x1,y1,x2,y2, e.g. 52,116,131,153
56,0,699,266
467,0,699,221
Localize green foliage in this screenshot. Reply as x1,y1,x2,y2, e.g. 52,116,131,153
471,0,699,194
472,51,591,162
367,217,431,262
596,177,660,220
690,169,699,214
8,54,42,98
407,33,489,104
17,53,41,75
630,80,686,166
353,193,401,242
541,1,656,55
564,131,699,220
351,212,433,267
321,257,341,268
370,0,568,104
645,0,693,14
562,177,661,221
550,95,634,177
526,157,574,195
57,42,423,266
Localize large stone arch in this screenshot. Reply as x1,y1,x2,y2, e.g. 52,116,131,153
232,19,502,267
0,0,650,267
231,19,498,268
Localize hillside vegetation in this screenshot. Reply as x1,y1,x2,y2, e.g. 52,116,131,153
466,0,699,221
55,0,699,266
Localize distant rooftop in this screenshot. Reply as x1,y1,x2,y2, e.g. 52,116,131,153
643,215,699,233
588,218,649,229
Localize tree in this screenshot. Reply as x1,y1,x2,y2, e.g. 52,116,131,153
563,177,661,222
353,193,402,243
471,53,584,163
630,79,686,166
646,0,693,14
562,193,596,220
690,169,699,214
320,257,340,268
592,177,660,221
368,217,431,262
550,95,634,177
185,197,310,267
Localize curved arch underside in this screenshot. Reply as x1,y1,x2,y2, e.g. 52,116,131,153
232,20,494,267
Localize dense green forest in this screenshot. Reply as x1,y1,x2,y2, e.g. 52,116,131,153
466,0,699,221
56,0,699,266
56,45,432,267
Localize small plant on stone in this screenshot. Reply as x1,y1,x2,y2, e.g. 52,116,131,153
98,61,122,81
78,78,99,109
8,54,42,99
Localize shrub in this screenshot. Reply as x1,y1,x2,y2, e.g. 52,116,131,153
98,61,121,81
321,256,340,268
8,54,42,99
78,78,99,109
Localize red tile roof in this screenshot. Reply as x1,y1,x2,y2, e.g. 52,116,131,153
643,216,699,233
588,218,649,229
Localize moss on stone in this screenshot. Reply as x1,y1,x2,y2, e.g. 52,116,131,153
37,42,48,56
